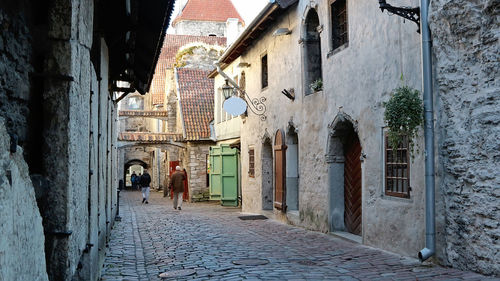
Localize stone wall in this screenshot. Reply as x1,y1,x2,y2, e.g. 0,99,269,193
174,20,226,37
0,1,119,280
429,0,500,276
186,142,212,201
0,7,32,146
0,118,48,281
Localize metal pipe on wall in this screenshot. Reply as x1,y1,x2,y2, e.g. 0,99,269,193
418,0,436,262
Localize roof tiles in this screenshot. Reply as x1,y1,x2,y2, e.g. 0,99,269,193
173,0,244,25
119,132,184,143
177,68,214,141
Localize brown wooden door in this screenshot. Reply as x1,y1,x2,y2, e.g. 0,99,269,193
274,129,287,211
344,137,362,235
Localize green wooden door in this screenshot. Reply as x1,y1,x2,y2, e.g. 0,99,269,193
209,146,222,200
209,145,239,206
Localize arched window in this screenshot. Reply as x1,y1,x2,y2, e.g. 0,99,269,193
303,9,322,95
126,96,144,110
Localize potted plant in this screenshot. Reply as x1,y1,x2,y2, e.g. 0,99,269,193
383,86,424,156
309,78,323,92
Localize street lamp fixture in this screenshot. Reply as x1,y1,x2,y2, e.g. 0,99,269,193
222,79,235,100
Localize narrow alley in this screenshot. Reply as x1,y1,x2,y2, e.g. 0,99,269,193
100,191,492,281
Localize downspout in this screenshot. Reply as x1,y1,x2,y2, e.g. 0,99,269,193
418,0,435,262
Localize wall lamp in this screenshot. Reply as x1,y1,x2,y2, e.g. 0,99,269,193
272,27,292,36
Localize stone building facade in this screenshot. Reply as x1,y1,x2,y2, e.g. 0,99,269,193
213,0,499,276
0,1,174,280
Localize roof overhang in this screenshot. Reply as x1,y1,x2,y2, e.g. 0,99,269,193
97,0,175,94
217,0,298,67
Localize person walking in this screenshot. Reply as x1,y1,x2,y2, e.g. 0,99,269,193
171,166,186,210
140,170,151,204
131,172,138,190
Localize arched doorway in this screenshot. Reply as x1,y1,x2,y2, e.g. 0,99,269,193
124,159,148,188
261,138,273,210
274,129,286,211
286,127,299,211
327,113,362,235
303,8,322,95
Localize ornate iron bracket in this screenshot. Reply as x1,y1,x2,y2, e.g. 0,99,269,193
236,88,267,121
216,63,267,121
379,0,421,33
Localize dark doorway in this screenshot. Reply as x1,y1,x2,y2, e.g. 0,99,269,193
327,113,362,236
262,139,273,210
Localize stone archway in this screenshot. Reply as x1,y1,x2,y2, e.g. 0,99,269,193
326,112,362,235
124,159,148,188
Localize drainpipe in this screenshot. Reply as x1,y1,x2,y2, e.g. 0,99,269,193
418,0,435,262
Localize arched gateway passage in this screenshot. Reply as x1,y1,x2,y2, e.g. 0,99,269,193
124,159,148,188
326,113,362,235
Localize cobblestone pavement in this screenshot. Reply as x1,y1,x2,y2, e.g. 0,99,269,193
101,191,496,281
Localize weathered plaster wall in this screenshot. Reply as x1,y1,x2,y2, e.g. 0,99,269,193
0,118,48,281
429,0,500,275
238,0,426,259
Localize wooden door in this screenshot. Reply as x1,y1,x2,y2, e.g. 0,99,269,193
274,129,287,211
344,137,362,235
169,161,180,199
182,169,189,201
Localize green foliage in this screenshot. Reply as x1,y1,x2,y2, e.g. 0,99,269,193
383,86,424,156
310,78,323,92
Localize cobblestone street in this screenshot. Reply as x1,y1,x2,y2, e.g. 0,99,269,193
100,191,495,281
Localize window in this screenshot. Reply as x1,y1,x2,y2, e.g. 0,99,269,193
331,0,348,51
385,134,410,198
216,89,222,123
261,54,268,89
303,9,322,95
240,71,246,92
248,148,255,178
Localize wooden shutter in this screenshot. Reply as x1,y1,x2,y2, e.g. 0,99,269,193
274,129,287,211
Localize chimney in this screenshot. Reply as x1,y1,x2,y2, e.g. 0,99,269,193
226,18,242,46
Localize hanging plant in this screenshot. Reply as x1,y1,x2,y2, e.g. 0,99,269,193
383,86,424,156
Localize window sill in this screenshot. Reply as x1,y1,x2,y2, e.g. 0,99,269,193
380,194,413,203
305,90,323,96
327,42,349,58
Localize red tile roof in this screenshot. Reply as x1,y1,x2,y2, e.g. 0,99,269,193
173,0,244,26
149,35,226,105
119,132,184,143
119,110,169,117
177,68,214,141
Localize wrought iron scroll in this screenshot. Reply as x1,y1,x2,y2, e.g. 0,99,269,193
242,90,267,121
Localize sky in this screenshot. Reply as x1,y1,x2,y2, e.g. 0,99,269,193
167,0,269,34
